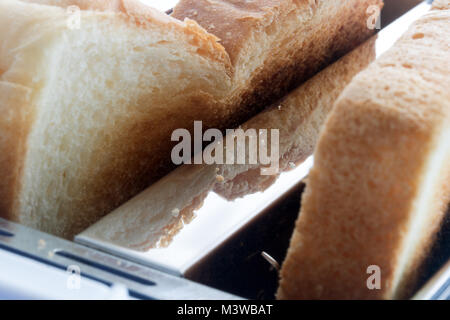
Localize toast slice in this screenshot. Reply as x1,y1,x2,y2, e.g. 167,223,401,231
278,3,450,300
0,0,232,238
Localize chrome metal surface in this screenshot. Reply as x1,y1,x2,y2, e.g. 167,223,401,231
0,218,241,300
414,259,450,300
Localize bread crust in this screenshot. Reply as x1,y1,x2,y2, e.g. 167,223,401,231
174,0,300,66
278,5,450,300
173,0,384,126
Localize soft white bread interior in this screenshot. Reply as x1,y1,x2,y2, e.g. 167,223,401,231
0,0,232,238
0,0,383,239
278,3,450,300
82,37,377,251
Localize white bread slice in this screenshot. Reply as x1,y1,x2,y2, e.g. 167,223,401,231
0,0,232,238
278,4,450,300
0,0,382,239
82,37,377,251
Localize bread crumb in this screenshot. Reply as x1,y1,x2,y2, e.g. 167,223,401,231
188,9,198,16
171,208,180,217
47,250,54,259
216,174,225,183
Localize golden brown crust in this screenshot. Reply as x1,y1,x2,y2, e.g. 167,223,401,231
278,6,450,300
173,0,295,66
173,0,384,128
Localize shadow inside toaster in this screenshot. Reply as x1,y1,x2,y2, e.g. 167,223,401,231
185,183,306,299
187,187,449,299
